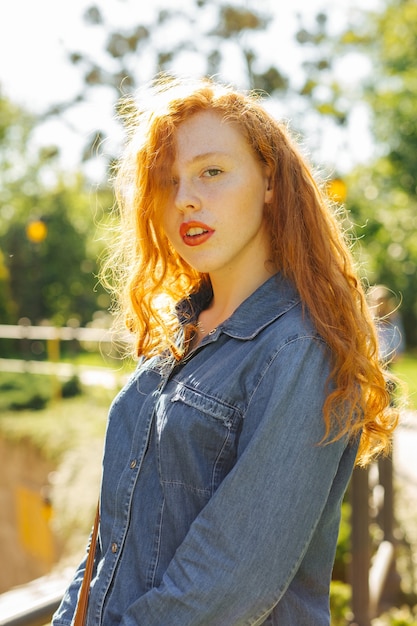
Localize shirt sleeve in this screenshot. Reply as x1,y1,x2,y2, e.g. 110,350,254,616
120,336,353,626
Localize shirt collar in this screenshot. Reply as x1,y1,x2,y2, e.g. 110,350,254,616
176,273,301,341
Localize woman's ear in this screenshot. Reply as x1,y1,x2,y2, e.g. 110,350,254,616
264,168,273,204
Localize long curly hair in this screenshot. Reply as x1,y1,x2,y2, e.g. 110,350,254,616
103,75,399,466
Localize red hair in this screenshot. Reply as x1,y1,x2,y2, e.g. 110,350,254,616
103,75,398,465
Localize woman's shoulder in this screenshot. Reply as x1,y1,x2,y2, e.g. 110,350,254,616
222,273,321,346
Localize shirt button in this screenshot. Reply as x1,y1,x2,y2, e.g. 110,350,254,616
111,542,118,553
208,328,217,335
130,459,137,469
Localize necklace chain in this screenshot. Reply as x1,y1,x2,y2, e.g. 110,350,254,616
197,320,217,336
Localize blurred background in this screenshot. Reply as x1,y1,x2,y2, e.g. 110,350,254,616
0,1,416,625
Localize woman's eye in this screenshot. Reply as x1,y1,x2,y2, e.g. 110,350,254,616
203,168,222,178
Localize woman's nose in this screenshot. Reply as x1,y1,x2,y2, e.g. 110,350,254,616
174,178,201,214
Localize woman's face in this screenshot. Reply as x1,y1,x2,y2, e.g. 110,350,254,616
162,110,273,282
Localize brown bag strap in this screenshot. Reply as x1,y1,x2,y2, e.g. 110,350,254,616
74,504,100,626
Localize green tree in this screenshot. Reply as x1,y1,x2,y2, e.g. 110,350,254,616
0,93,34,322
0,93,111,327
45,1,316,170
0,248,15,322
338,0,417,347
293,0,417,347
70,3,286,95
3,180,110,326
46,2,373,183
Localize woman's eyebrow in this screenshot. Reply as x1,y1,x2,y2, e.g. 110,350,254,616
185,151,231,165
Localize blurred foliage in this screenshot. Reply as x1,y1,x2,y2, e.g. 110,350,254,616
0,247,16,322
346,164,417,348
392,354,417,411
0,369,82,411
332,501,352,582
3,181,109,326
60,1,358,159
51,0,316,167
329,580,352,626
372,606,417,625
0,372,51,411
279,0,417,347
0,376,111,461
73,2,280,94
0,94,113,327
332,0,417,347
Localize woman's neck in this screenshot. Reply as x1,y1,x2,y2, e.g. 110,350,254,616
197,263,275,339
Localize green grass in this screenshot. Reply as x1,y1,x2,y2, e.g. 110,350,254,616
0,384,112,461
0,372,52,411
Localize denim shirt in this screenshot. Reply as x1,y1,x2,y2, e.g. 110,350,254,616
53,273,358,626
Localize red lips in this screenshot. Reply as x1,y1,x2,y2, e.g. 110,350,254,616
179,221,214,246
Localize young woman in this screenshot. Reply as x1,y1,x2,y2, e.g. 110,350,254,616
53,76,398,625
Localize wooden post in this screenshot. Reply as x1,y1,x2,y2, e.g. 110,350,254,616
350,466,371,626
377,453,401,607
46,334,62,399
378,455,394,541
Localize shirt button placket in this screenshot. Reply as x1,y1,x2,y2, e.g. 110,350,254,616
110,460,138,558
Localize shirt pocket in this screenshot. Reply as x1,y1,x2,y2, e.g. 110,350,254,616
156,382,242,495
